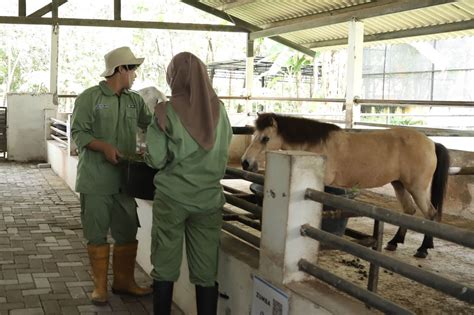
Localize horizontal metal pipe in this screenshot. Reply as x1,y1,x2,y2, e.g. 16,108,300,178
219,96,345,103
57,93,474,107
222,222,260,248
224,193,262,216
298,259,413,315
448,166,474,175
301,224,474,304
355,98,474,107
222,207,261,230
305,189,474,249
353,122,474,137
232,126,255,135
225,167,265,185
50,117,67,125
222,206,260,220
50,126,67,136
50,134,67,146
222,185,247,194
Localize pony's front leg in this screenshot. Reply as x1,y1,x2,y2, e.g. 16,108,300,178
385,227,407,251
414,235,434,258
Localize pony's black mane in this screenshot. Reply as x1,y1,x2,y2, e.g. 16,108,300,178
255,113,341,145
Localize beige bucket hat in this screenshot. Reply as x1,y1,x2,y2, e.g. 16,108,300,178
101,46,144,77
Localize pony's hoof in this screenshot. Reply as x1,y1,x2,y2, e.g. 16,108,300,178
414,251,428,258
385,243,397,251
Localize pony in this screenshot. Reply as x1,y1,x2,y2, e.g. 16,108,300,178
241,113,450,258
136,86,167,151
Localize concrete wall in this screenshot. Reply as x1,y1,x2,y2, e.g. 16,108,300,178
446,149,474,220
7,93,56,162
47,140,78,191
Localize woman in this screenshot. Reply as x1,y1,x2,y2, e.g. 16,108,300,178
145,52,232,315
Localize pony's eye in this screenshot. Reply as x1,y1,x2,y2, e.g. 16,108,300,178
261,136,270,144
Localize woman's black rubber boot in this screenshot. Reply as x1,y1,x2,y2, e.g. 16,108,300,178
153,280,174,315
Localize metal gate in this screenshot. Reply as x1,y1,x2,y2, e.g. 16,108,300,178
0,107,6,158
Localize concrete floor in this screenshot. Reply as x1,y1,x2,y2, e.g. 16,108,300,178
0,161,182,315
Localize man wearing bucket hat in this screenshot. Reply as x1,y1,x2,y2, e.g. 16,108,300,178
71,46,153,305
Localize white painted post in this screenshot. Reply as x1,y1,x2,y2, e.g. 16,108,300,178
50,23,59,106
245,35,254,113
344,18,364,128
66,114,77,156
259,151,326,285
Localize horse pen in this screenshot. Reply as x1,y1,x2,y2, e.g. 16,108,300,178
2,1,474,313
222,166,474,314
221,121,474,314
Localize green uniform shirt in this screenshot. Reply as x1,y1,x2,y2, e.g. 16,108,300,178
145,101,232,212
71,81,152,194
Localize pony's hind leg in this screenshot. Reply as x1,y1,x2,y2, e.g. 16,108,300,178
386,181,416,251
409,187,437,258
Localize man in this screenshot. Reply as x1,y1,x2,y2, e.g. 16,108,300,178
71,46,153,305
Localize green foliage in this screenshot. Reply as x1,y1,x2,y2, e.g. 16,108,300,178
284,54,311,76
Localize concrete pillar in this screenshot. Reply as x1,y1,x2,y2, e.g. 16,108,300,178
50,23,59,106
246,34,254,113
259,151,326,284
344,18,364,128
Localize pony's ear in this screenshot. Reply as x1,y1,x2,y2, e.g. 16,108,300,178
270,116,278,128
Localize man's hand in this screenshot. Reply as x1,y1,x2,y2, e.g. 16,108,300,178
86,140,122,165
102,143,122,164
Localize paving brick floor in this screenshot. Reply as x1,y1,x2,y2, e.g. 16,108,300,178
0,161,157,315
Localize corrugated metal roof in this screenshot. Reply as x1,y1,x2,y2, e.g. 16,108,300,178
198,0,474,50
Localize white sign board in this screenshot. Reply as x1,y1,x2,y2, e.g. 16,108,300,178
251,275,289,315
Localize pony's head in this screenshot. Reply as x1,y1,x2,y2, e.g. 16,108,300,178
241,113,342,172
241,113,283,172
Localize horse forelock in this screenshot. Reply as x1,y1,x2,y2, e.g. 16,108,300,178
255,113,277,131
255,113,341,145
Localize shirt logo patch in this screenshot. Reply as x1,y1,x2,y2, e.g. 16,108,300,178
95,104,109,110
127,104,136,109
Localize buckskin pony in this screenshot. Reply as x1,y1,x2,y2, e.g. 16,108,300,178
241,113,450,258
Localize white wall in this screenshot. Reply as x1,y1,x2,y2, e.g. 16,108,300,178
7,93,56,162
47,140,78,191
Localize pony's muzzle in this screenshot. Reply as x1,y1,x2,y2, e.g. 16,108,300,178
242,159,258,172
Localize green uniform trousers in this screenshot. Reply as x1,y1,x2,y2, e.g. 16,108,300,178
150,197,222,287
80,193,139,245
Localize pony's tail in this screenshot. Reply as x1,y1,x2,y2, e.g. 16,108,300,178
431,143,450,221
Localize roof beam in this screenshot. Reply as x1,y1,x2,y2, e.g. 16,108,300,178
250,0,457,40
114,0,121,20
305,20,474,49
217,0,258,11
18,0,26,16
0,16,246,32
52,0,58,19
28,0,67,17
181,0,315,57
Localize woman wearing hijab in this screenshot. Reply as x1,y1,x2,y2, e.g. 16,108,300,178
145,52,233,315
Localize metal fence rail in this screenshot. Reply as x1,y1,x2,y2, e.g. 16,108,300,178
0,107,6,158
224,193,262,217
305,189,474,249
49,117,69,147
222,168,263,247
300,224,474,304
298,259,413,315
355,98,474,107
225,167,265,185
222,221,260,248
